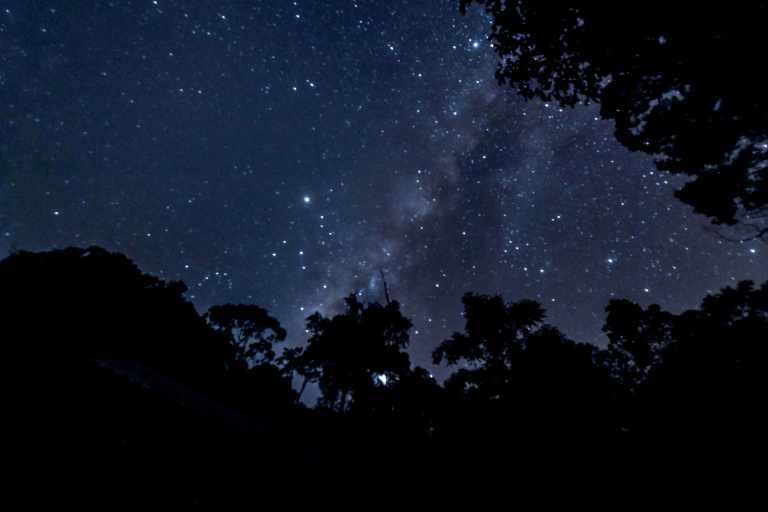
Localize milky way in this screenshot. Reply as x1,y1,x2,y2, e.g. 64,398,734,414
2,0,767,386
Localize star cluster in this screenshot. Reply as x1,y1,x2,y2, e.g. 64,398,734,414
1,0,766,381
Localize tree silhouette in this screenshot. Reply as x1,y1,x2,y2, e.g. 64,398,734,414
430,292,616,510
460,0,768,232
432,293,545,400
517,324,605,403
386,366,443,436
0,246,227,379
302,294,412,413
631,281,768,507
600,299,675,392
276,346,319,402
10,246,768,508
204,304,286,372
650,280,768,408
236,360,299,413
434,292,610,424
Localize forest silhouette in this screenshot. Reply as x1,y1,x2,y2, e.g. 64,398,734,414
2,245,767,509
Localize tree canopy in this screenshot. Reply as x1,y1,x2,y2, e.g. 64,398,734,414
4,246,768,509
204,304,286,371
601,299,675,391
302,294,413,413
461,0,768,233
432,293,546,399
0,246,228,377
276,346,319,403
433,293,606,412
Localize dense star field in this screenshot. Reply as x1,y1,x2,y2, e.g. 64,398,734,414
2,0,767,383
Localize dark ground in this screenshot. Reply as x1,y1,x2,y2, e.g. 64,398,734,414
0,358,401,510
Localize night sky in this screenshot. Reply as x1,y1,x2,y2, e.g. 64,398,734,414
2,0,767,383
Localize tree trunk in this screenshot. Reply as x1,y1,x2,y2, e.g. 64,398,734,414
297,376,309,403
339,387,348,413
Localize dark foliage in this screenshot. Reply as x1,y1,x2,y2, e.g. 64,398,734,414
204,303,286,371
3,246,768,509
276,346,320,403
432,292,606,413
632,281,768,509
461,0,768,230
432,293,545,399
302,294,412,413
601,299,675,391
0,245,230,380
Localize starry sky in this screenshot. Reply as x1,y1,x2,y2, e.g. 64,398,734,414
2,0,767,382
